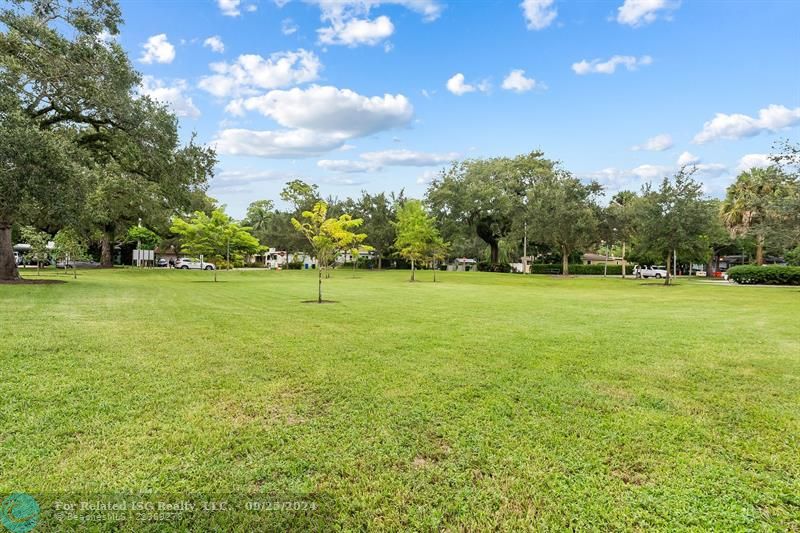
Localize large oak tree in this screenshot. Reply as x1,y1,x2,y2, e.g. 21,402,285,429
427,151,558,264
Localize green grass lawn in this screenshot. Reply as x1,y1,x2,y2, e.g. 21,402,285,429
1,268,798,530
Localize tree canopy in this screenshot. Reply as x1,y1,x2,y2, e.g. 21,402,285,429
636,170,713,285
427,151,558,264
170,209,261,281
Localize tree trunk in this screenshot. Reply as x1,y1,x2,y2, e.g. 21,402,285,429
490,242,499,264
377,255,382,270
706,249,716,276
100,227,114,268
621,241,626,278
665,251,672,286
213,268,217,282
411,258,415,282
318,261,323,303
755,234,765,265
561,245,569,276
0,221,21,281
433,260,437,283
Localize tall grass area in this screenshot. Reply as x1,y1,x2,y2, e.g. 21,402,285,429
1,268,798,529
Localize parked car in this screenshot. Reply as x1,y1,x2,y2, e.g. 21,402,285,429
156,258,169,268
176,257,215,270
56,260,101,269
634,265,669,279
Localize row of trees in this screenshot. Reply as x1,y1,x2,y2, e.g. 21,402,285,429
239,146,798,286
0,0,215,282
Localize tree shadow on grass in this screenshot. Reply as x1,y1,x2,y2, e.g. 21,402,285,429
1,279,66,285
301,300,338,304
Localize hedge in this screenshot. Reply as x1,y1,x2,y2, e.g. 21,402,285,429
529,263,623,275
477,261,512,273
726,265,800,285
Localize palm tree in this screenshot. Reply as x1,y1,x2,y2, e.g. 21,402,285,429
720,167,790,265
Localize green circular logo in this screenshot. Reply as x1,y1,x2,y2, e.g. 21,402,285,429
1,493,39,533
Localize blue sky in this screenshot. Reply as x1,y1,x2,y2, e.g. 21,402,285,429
119,0,800,217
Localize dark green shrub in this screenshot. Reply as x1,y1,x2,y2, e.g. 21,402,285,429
287,261,303,270
477,261,512,273
727,265,800,285
529,263,623,275
529,263,562,274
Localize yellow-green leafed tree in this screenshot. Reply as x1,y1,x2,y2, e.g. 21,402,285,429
292,201,367,303
394,200,445,282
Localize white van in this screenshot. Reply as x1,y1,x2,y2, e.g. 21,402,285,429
634,265,669,279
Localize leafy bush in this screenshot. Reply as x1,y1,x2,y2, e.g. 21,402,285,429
477,261,512,273
529,264,563,275
726,265,800,285
287,261,304,270
529,263,623,275
786,246,800,266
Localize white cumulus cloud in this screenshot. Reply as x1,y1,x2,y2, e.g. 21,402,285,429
572,55,652,75
736,153,772,172
446,73,489,96
693,104,800,144
139,34,176,64
501,69,540,92
214,128,348,158
214,85,414,158
139,76,200,118
446,73,474,95
218,0,242,16
227,85,413,135
677,151,699,166
304,0,441,47
617,0,679,27
203,36,225,53
318,15,394,46
632,133,673,151
631,164,669,179
198,49,322,98
520,0,557,30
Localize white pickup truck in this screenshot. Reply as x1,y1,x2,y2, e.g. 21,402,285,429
634,265,669,279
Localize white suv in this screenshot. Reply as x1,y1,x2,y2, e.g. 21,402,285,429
176,258,215,270
635,265,668,279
